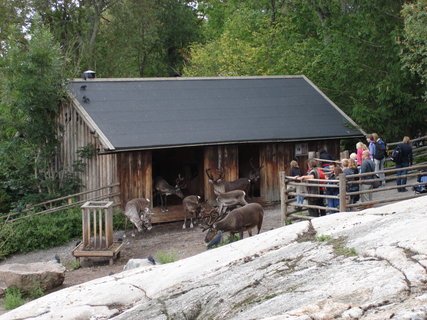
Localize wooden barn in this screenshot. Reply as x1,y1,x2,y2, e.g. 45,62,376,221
58,75,364,222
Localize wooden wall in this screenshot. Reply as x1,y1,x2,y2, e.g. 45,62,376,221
56,101,117,199
117,151,152,207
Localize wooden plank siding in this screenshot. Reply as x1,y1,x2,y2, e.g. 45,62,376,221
56,102,117,202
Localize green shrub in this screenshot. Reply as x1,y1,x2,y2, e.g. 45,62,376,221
0,207,81,258
4,287,24,310
28,281,44,300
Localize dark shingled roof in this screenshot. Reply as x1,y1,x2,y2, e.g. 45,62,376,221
68,76,364,151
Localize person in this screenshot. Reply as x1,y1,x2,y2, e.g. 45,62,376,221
298,159,325,217
342,158,360,207
290,160,304,208
372,133,386,185
395,136,413,192
360,150,375,208
356,142,368,166
366,134,376,161
319,149,333,171
350,152,357,163
325,166,342,214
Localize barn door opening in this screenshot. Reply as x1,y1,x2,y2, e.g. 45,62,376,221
152,147,204,207
238,144,261,198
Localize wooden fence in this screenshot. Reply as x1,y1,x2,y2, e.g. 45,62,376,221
0,183,120,223
280,163,427,225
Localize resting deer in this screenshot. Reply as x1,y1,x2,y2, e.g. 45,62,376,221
203,203,264,244
154,175,185,212
182,195,202,229
124,198,153,237
216,190,248,214
205,168,251,196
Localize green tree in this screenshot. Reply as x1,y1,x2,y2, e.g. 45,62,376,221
400,0,427,100
0,17,66,211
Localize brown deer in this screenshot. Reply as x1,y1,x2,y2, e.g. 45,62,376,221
124,198,153,237
216,190,248,214
154,175,185,212
205,168,251,195
204,203,264,244
247,158,263,198
182,195,202,229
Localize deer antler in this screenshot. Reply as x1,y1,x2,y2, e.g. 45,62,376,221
205,168,214,180
216,168,225,181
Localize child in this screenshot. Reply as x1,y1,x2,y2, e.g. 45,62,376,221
325,167,342,214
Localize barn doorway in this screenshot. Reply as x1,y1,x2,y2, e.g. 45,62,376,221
238,144,261,198
152,147,204,208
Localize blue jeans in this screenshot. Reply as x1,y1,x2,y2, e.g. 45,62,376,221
396,163,409,191
327,198,339,214
296,196,304,204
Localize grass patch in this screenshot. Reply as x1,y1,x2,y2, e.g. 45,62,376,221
3,287,24,310
64,260,81,271
316,234,357,257
155,250,178,264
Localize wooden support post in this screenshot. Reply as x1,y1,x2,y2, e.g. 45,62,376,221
339,174,347,213
279,171,287,225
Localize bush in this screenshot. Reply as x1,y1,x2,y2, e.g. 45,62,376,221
0,207,82,258
3,287,24,310
155,251,178,264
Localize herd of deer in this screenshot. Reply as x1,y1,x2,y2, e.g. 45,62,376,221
124,165,264,247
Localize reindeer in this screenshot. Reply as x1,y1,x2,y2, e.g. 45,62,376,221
154,175,185,212
205,168,251,195
182,195,202,229
124,198,153,237
247,158,263,198
216,190,248,214
203,203,264,244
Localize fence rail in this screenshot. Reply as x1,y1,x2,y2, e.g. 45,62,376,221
280,163,427,225
0,183,120,223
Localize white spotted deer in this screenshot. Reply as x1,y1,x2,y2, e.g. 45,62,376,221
154,175,185,212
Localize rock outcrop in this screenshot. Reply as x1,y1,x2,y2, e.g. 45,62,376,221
0,261,65,292
1,197,426,320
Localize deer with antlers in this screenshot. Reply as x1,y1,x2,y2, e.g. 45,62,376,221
154,174,185,212
202,203,264,245
205,168,251,195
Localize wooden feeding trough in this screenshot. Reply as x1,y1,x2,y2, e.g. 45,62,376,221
72,201,123,265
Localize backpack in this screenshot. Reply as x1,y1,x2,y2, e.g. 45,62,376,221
413,171,427,193
391,146,402,163
374,139,387,160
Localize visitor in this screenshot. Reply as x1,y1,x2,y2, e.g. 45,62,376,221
395,136,413,192
290,160,304,209
298,159,325,217
360,150,375,209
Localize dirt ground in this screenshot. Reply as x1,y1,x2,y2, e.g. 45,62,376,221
0,204,283,294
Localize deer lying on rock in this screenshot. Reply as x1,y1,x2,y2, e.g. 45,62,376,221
182,195,202,229
204,203,264,244
124,198,153,237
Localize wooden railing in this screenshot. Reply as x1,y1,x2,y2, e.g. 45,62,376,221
0,183,120,223
279,163,427,225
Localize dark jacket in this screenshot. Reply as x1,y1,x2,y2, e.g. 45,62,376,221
290,167,302,177
396,143,413,165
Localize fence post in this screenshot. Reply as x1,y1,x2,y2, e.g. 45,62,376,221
339,173,347,213
279,171,288,225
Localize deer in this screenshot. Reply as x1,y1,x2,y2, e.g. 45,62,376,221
205,168,251,196
182,195,202,229
124,198,153,237
154,175,185,212
216,190,248,214
203,203,264,245
247,158,263,198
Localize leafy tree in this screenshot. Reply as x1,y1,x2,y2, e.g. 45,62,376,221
0,17,66,211
400,0,427,100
